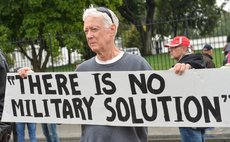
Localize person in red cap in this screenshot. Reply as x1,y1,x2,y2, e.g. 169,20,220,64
165,36,204,69
165,36,206,142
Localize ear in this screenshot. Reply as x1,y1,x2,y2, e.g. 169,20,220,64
184,46,189,52
110,24,116,35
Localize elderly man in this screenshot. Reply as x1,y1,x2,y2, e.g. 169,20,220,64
76,6,193,142
18,6,191,142
165,35,205,142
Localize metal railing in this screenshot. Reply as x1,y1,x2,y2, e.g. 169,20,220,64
1,13,229,72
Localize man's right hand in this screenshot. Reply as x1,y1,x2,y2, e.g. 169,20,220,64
17,67,33,78
169,63,192,75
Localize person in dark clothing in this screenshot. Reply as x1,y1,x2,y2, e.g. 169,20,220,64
0,49,12,142
202,44,215,68
165,36,205,142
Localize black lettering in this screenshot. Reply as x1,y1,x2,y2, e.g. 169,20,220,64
174,97,183,122
141,98,157,121
158,96,171,121
116,98,130,122
15,75,26,94
92,73,103,95
129,97,143,123
32,100,43,117
82,97,94,120
28,75,42,94
63,99,74,118
104,98,116,121
55,74,69,95
202,96,222,122
72,98,86,120
42,74,56,95
147,73,165,94
42,99,50,117
25,100,32,116
102,73,116,95
50,99,62,118
69,74,81,95
184,96,202,122
11,99,24,116
129,74,148,94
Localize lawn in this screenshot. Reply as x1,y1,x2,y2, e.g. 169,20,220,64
46,63,77,72
145,48,225,70
46,48,225,72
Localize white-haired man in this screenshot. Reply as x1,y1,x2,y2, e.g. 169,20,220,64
77,6,191,142
18,6,191,142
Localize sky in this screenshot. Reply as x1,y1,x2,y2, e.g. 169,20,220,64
216,0,230,12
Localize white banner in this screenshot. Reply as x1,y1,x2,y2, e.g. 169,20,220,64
2,68,230,127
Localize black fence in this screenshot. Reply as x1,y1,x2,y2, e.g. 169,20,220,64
2,12,230,72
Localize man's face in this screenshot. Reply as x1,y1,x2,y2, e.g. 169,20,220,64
168,46,187,61
83,16,114,53
202,49,213,56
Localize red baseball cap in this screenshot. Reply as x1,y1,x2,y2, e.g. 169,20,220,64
165,36,190,48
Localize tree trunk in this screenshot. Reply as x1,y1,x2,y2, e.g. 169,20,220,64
145,29,153,55
68,48,72,64
135,24,146,55
145,0,155,55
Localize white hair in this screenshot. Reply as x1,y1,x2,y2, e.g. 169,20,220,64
83,5,119,35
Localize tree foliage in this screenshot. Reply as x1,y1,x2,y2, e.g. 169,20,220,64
117,0,226,55
122,25,142,48
0,0,87,71
0,0,227,70
0,0,123,71
154,0,225,37
118,0,155,55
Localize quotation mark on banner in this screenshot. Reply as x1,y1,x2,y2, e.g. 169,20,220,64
221,95,230,102
7,76,15,85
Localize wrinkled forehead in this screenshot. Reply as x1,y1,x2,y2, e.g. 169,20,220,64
83,16,105,29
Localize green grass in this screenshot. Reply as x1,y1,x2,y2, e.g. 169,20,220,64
46,48,225,72
210,48,225,67
46,63,77,72
144,48,225,70
145,53,176,70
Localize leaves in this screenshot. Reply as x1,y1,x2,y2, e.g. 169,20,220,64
0,0,87,71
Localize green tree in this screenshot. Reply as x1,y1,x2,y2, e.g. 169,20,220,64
155,0,225,37
213,12,230,36
0,0,87,71
122,25,142,48
0,25,15,67
117,0,226,55
0,0,123,71
118,0,155,55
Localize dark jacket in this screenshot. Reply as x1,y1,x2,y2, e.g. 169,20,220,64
0,50,8,117
177,53,205,69
202,53,215,68
177,53,206,131
0,50,11,142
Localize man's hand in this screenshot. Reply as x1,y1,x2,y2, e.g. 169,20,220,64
170,63,191,75
17,67,33,78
